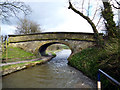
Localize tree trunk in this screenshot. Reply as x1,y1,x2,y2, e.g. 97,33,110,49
102,1,117,38
68,1,101,46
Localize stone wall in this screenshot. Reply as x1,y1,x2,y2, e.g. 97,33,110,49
8,32,102,59
8,32,99,43
9,40,95,59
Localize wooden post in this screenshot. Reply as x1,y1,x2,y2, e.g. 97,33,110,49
1,36,4,53
5,37,8,63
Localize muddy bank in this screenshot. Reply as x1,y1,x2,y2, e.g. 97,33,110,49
2,56,55,76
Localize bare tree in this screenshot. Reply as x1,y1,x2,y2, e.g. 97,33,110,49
15,18,42,34
0,0,31,23
68,0,102,45
112,0,120,9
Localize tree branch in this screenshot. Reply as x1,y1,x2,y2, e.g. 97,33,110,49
111,0,120,9
115,0,120,6
87,0,90,17
82,0,85,13
0,1,31,23
112,4,120,9
96,16,102,27
68,0,100,40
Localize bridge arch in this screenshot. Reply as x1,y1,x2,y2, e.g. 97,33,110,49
38,41,73,56
8,32,102,59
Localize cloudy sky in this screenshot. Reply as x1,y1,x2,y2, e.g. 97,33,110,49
1,0,113,35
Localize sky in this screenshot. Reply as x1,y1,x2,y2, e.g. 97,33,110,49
1,0,95,35
1,0,119,35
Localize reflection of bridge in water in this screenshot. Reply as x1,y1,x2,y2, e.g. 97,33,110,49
8,32,103,59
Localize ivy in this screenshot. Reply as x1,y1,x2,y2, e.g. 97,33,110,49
102,1,117,38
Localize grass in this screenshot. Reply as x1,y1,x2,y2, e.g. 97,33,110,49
69,45,120,89
2,60,44,70
51,52,56,57
2,47,37,62
61,45,69,49
46,48,69,56
69,47,104,78
2,59,47,76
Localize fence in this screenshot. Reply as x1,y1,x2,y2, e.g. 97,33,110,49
97,69,120,89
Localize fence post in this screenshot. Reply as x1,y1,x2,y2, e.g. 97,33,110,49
5,35,8,63
97,70,101,90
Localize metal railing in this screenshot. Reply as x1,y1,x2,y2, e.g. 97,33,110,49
97,69,120,89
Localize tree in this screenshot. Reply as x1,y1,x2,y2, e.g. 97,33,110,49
101,0,117,37
101,0,120,61
0,0,31,22
15,18,42,34
112,0,120,9
68,0,102,46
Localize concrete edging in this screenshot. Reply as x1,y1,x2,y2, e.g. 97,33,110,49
2,56,55,76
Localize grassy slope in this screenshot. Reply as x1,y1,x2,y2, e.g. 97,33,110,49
2,46,56,76
2,47,36,62
69,46,120,88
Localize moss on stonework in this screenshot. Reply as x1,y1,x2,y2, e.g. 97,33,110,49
8,33,98,43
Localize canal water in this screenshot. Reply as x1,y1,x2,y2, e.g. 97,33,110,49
2,49,96,88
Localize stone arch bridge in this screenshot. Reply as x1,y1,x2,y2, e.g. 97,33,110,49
8,32,103,59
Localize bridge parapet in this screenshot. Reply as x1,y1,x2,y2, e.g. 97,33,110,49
8,32,103,43
8,32,103,59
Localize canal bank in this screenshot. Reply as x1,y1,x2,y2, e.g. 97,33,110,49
68,46,120,88
1,46,57,76
2,55,55,76
2,49,96,88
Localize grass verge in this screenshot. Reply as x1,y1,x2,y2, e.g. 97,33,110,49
2,47,37,62
2,55,54,76
2,60,44,70
69,46,120,89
